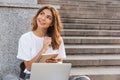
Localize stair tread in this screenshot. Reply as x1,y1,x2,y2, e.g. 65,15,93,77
62,29,120,36
62,18,120,22
63,23,120,26
65,54,120,60
65,45,120,48
70,66,120,75
62,17,120,20
63,37,120,39
63,29,120,32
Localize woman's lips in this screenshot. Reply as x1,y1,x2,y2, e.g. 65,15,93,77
39,20,45,25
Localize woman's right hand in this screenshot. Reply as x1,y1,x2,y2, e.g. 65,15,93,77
42,36,52,50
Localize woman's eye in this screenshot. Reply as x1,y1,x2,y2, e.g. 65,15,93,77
40,12,44,15
47,16,52,20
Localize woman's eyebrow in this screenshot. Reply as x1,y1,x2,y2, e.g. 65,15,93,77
43,10,53,17
47,15,52,18
46,13,52,18
41,11,45,14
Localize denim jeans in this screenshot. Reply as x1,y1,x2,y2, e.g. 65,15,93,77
69,76,90,80
24,74,30,80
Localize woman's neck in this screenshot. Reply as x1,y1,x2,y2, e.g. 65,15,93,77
33,28,47,37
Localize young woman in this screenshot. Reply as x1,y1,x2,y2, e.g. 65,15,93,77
17,5,66,80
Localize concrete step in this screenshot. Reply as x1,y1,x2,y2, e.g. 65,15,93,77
63,23,120,30
70,66,120,75
37,0,79,6
59,6,120,12
88,75,120,80
70,66,120,80
62,18,120,24
63,54,120,67
65,45,120,54
62,29,120,37
60,11,120,19
61,29,81,36
70,75,120,80
63,37,120,45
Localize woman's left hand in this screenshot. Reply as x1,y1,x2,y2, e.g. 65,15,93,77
46,58,62,63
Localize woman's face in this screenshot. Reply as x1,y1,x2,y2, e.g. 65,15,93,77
37,9,53,30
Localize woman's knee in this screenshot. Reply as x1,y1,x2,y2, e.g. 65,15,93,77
74,76,90,80
69,76,90,80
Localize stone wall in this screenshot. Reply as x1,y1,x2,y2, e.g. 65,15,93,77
0,0,37,4
0,3,39,80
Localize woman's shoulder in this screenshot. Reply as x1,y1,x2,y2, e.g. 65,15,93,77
19,31,32,40
21,31,32,37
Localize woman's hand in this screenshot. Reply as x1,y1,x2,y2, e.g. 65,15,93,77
43,37,52,50
46,58,62,63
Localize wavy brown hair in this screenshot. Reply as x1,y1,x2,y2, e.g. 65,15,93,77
31,5,63,50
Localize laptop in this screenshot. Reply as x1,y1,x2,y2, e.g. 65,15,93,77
30,63,71,80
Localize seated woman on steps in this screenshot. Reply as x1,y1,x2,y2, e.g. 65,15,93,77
17,5,90,80
17,5,66,80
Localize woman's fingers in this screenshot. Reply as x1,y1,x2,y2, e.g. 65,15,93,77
43,37,52,49
46,59,58,63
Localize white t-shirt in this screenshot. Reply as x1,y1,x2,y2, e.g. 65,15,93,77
17,31,66,61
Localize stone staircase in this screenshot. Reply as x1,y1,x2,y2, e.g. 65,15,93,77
38,0,120,80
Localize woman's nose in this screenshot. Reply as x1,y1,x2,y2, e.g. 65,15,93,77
41,16,46,20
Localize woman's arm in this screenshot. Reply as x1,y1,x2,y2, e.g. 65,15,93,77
24,37,52,71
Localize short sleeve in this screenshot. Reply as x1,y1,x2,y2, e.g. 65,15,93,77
17,35,32,61
57,37,66,59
